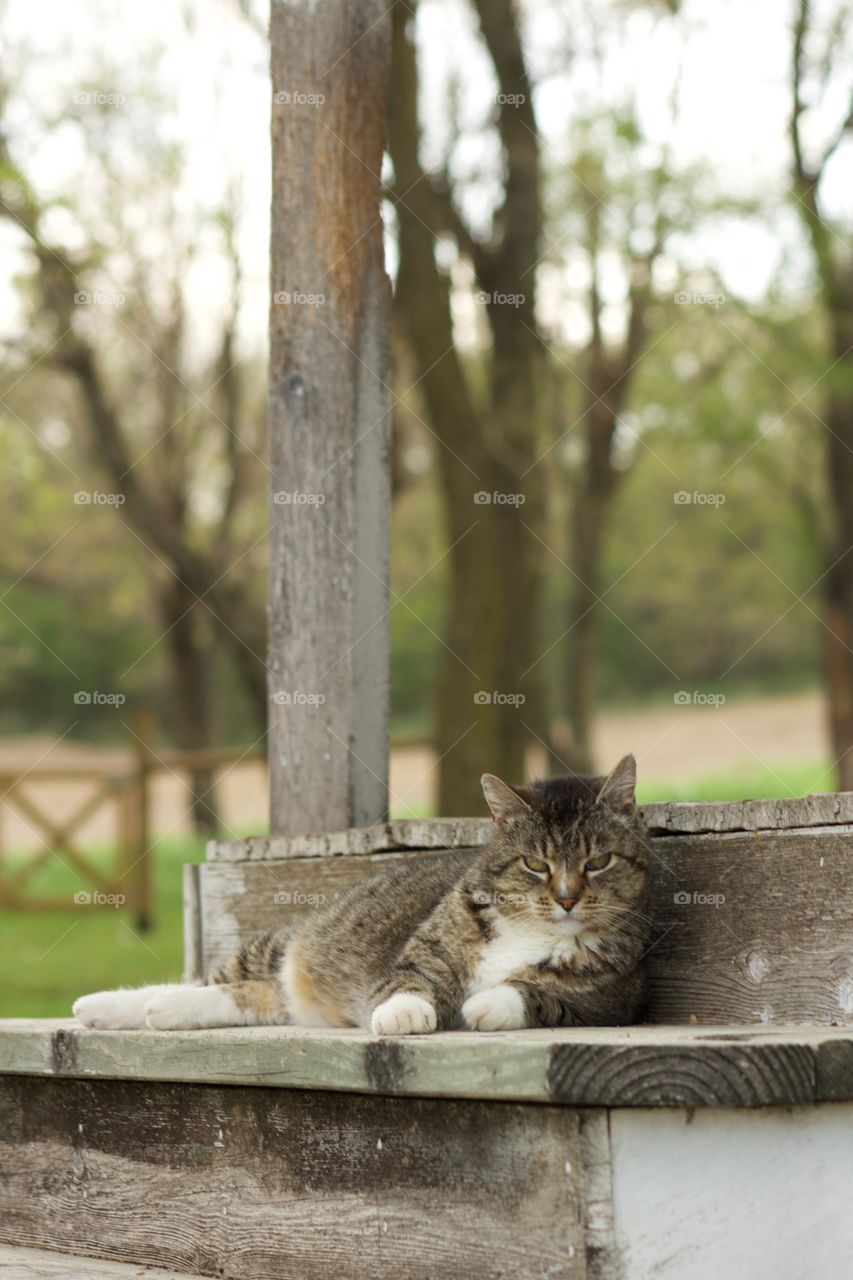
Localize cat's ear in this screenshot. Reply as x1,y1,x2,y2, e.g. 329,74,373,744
597,754,637,815
481,774,531,827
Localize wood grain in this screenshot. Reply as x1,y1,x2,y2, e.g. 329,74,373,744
268,0,392,834
0,1243,205,1279
4,1020,853,1109
0,1075,585,1280
645,826,853,1024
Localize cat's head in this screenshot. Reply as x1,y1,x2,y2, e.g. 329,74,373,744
478,756,649,936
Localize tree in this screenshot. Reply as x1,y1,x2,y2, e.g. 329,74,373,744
389,0,545,813
790,0,853,787
0,57,267,832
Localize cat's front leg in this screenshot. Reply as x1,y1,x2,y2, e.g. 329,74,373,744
462,984,528,1032
73,984,192,1030
370,991,437,1036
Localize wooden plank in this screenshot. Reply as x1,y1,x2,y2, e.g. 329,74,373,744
197,823,853,1026
609,1103,853,1279
206,818,493,861
645,826,853,1025
0,1075,585,1280
206,794,853,862
3,1020,853,1109
0,1243,207,1280
641,791,853,834
268,1,392,835
196,850,451,971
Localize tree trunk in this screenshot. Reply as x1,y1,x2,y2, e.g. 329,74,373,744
159,579,219,837
564,395,621,775
821,309,853,790
389,0,543,814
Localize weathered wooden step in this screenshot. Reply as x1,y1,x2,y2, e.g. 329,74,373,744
0,1242,208,1278
3,1022,853,1279
4,1019,853,1108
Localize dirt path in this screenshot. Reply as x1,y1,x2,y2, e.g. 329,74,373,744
0,690,828,849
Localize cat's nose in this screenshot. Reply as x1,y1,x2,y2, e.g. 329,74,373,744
556,896,577,913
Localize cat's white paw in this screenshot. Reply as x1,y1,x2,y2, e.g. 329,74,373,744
371,992,437,1036
73,991,147,1030
462,984,526,1032
145,991,207,1031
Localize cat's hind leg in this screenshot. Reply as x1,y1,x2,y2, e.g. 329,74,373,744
144,979,286,1030
73,984,194,1030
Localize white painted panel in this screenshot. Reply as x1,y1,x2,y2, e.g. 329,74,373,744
611,1103,853,1280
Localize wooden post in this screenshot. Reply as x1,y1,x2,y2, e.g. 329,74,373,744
128,712,154,931
268,2,392,835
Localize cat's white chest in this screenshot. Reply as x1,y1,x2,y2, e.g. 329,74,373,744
468,914,579,994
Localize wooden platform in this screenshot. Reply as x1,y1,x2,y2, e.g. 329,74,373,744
3,1019,853,1109
2,1020,853,1279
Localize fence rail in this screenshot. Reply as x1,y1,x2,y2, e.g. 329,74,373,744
0,725,266,929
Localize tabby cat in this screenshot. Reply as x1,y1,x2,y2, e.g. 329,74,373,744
73,755,651,1034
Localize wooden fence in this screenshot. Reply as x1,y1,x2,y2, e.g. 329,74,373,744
0,727,265,930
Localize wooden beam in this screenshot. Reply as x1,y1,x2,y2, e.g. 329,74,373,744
268,1,392,834
4,1020,853,1109
0,1075,584,1279
207,793,853,861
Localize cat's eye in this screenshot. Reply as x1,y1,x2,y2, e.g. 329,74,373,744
522,855,550,875
584,852,613,874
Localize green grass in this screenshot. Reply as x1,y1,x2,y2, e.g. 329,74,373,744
0,757,833,1018
637,760,832,804
0,834,203,1018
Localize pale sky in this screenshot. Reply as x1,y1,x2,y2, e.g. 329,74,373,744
0,0,850,357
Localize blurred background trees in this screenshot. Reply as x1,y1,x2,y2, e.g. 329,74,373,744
0,0,851,819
